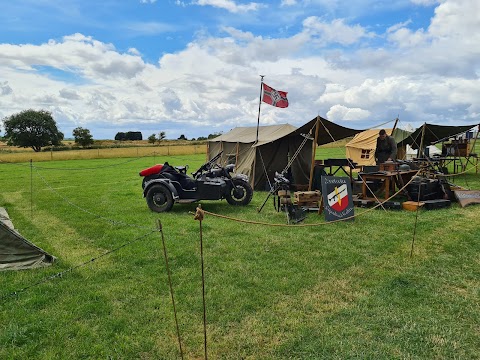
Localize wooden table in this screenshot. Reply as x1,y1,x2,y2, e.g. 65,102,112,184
322,158,360,183
359,170,418,201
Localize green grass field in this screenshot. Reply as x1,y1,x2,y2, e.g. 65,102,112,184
1,151,480,359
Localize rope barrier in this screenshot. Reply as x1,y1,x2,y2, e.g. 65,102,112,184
0,229,157,303
189,168,424,227
32,167,156,231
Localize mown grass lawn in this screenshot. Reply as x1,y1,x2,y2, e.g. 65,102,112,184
1,152,479,359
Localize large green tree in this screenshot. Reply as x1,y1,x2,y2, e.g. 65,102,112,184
72,127,94,147
3,109,64,152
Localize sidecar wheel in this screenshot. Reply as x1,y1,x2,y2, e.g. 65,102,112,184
226,179,253,206
146,184,174,212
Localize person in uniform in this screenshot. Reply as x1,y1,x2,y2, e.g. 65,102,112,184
375,129,397,164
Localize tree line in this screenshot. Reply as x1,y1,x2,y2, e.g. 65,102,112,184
1,109,221,152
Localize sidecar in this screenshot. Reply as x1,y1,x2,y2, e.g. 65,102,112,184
139,160,252,212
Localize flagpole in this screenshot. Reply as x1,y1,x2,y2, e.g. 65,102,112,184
256,75,265,143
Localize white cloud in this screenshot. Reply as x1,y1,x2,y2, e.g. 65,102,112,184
281,0,298,5
302,17,375,46
327,104,371,121
194,0,262,13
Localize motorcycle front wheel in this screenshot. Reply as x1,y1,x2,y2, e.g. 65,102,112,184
226,179,253,206
146,184,174,212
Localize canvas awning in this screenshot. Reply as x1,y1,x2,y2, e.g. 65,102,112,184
399,123,479,149
293,116,365,145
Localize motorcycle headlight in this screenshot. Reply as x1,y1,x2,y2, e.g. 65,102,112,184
225,164,235,173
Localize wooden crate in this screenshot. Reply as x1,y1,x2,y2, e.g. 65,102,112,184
294,191,321,207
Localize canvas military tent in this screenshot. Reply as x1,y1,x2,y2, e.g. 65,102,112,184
207,116,365,190
345,128,412,166
346,129,395,166
207,124,313,190
0,208,55,271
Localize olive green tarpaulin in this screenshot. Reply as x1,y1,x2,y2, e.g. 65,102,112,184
0,209,55,271
398,123,479,149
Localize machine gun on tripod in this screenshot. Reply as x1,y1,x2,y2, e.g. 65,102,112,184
257,171,306,224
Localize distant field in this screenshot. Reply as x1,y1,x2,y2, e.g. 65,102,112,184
0,141,208,163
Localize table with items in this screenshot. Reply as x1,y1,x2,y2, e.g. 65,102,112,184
358,170,418,201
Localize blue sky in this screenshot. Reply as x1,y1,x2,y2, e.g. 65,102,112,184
0,0,479,140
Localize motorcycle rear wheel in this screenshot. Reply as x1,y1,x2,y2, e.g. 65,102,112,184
226,179,253,206
146,184,174,212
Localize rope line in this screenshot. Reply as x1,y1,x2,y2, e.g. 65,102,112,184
33,167,155,231
316,117,387,210
0,229,157,302
191,168,423,227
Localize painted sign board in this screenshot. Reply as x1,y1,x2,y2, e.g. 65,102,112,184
321,176,354,222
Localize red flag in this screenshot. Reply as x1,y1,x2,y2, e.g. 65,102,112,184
262,83,289,108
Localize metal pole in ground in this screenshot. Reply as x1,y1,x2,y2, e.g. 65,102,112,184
30,159,33,219
157,219,184,360
194,206,208,360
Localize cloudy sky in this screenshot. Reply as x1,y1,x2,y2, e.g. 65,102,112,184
0,0,479,140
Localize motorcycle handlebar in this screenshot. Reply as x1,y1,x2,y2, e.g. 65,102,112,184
193,151,224,177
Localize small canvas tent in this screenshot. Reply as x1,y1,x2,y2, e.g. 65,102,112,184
346,129,394,166
207,124,312,190
345,128,412,166
405,144,441,160
0,208,55,271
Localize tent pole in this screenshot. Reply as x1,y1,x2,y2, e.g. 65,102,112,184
466,125,480,173
392,117,399,133
419,123,426,159
391,117,400,159
252,147,257,189
235,142,239,167
308,116,321,190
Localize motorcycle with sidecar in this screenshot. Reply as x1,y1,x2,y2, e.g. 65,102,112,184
139,152,253,212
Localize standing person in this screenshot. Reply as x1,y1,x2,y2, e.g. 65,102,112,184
375,129,397,164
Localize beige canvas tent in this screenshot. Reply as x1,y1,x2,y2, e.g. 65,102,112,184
207,124,313,190
208,116,366,190
345,128,412,166
346,129,394,166
0,208,55,271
